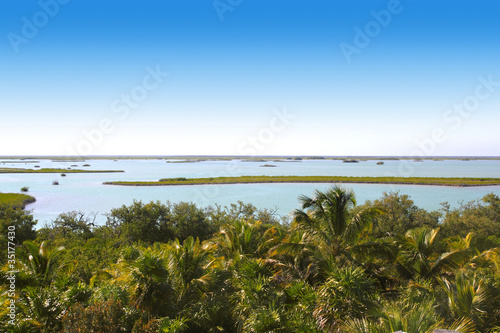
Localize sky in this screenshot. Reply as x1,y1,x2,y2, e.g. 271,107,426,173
1,0,499,156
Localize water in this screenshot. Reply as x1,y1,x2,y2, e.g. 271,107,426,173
1,158,499,225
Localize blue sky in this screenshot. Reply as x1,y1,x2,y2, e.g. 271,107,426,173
1,0,499,156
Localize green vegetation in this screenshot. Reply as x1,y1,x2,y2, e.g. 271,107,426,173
0,167,124,173
0,204,37,265
105,175,500,187
1,188,499,332
0,192,36,208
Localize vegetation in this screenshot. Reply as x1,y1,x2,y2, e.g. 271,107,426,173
105,175,500,187
1,187,500,332
0,193,35,209
0,168,123,173
166,159,209,163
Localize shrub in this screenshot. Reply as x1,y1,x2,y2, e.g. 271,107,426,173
62,300,130,333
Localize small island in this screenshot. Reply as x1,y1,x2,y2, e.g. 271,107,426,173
104,175,500,187
166,159,207,163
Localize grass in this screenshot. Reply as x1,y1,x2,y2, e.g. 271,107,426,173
104,175,500,187
0,193,36,209
0,168,124,174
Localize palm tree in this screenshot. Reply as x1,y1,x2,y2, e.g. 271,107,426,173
110,246,175,317
1,241,73,332
269,228,318,282
21,286,65,333
17,240,72,287
294,186,359,252
341,301,476,333
341,277,477,333
231,261,287,333
166,236,214,308
212,219,282,263
438,271,490,330
396,228,473,282
313,266,378,331
276,186,384,283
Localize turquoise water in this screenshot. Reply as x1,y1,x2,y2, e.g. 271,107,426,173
1,158,499,225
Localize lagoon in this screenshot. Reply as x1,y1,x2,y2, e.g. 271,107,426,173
1,158,499,225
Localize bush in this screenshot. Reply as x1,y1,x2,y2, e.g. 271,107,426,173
106,201,217,244
62,300,130,333
364,191,440,238
0,203,37,249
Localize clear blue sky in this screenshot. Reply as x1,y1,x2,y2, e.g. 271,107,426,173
1,0,499,156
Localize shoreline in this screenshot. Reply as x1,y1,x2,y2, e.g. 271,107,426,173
103,176,500,187
0,193,36,209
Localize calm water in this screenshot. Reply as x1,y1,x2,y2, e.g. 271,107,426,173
1,158,499,225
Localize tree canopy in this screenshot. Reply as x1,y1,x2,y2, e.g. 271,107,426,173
1,189,499,332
